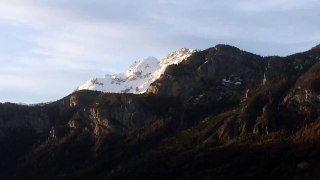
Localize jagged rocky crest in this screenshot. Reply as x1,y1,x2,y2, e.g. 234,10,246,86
1,44,320,180
76,48,196,93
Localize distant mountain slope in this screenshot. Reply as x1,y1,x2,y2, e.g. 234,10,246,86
76,48,196,93
0,44,320,180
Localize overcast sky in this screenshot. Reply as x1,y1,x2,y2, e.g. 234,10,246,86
0,0,319,103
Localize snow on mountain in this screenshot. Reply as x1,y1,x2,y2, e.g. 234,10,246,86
76,48,196,94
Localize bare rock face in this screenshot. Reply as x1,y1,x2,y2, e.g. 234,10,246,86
146,44,320,141
46,92,182,138
281,62,320,122
75,100,159,136
147,45,266,101
69,95,78,108
1,44,320,180
1,44,319,141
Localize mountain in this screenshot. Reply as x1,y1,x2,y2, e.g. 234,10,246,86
0,44,320,180
76,48,196,93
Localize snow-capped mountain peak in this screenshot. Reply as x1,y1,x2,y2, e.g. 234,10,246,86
125,56,159,80
150,48,196,82
76,48,196,94
161,48,194,66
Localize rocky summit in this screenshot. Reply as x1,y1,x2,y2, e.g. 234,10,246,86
1,44,320,180
76,48,196,94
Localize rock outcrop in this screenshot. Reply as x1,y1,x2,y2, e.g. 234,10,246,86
0,44,320,180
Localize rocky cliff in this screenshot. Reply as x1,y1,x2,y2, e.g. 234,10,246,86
1,44,320,180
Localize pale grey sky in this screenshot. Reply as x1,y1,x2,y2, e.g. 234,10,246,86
0,0,319,103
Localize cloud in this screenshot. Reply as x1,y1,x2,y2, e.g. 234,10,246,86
0,0,184,70
1,0,318,58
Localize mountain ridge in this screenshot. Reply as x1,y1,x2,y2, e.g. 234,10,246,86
0,44,320,179
76,48,196,94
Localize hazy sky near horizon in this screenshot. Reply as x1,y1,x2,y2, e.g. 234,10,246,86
0,0,319,103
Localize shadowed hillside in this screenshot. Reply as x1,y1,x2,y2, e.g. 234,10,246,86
1,44,320,180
